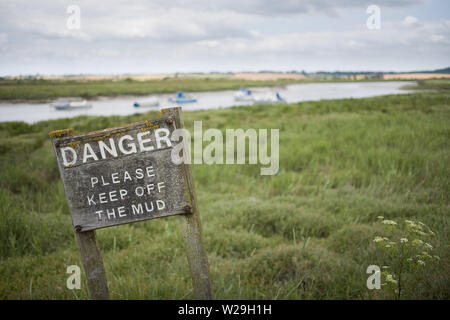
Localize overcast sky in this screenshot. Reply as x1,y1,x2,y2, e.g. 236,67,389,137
0,0,449,75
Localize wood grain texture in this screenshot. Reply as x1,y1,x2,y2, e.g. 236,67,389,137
75,230,110,300
50,109,211,300
162,107,214,300
50,129,109,300
51,118,188,231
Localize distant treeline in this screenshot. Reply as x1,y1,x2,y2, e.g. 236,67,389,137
1,67,449,81
309,67,450,77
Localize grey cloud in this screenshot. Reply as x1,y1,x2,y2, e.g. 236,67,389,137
0,0,429,44
0,0,447,75
150,0,428,16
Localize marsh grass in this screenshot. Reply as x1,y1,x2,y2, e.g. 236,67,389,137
0,77,415,102
0,89,448,299
0,78,303,101
402,79,450,91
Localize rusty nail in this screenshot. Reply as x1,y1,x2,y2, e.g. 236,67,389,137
183,205,191,213
166,118,173,125
75,225,82,232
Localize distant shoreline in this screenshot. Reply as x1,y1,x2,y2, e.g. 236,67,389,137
0,77,438,103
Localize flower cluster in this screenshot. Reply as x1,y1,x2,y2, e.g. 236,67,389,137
385,273,397,285
372,217,440,298
405,220,435,237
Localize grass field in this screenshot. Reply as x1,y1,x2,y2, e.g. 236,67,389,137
0,83,449,299
0,76,417,102
402,79,450,91
0,78,304,101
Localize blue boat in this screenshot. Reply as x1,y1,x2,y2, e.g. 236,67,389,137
168,91,197,104
252,92,286,104
234,87,253,101
133,97,160,108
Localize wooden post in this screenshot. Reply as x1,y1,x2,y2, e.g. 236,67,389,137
50,129,110,300
162,107,213,300
75,231,110,300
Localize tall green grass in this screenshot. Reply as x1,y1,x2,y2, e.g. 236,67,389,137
0,77,413,101
402,79,450,91
0,78,302,101
0,90,448,299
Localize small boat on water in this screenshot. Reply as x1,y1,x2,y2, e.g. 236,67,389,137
252,92,286,104
234,88,253,101
133,97,160,108
168,92,197,104
51,100,92,110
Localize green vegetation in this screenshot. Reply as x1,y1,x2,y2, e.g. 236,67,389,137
0,78,303,101
373,217,440,299
0,88,449,299
0,76,414,102
402,79,450,91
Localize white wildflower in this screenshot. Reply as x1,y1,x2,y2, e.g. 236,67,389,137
382,220,397,226
386,274,397,284
405,220,417,228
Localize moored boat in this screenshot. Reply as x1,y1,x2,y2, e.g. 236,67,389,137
51,100,92,110
168,92,197,104
133,97,160,108
234,88,253,101
252,92,286,104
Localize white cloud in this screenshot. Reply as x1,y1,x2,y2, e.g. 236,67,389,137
403,16,422,27
431,34,445,43
0,0,448,75
151,0,428,16
0,33,8,45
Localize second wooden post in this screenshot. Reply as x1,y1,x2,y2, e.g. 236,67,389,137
162,107,213,300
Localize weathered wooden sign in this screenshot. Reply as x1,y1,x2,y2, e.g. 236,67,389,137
50,107,212,300
52,117,189,231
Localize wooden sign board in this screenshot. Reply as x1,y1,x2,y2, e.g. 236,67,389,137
51,118,189,232
50,108,213,300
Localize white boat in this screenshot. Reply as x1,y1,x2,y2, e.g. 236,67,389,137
133,97,160,108
51,100,92,110
234,88,253,101
168,92,197,104
252,92,286,104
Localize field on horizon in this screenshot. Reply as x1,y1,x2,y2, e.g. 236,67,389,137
0,78,304,102
3,76,450,102
0,83,449,299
